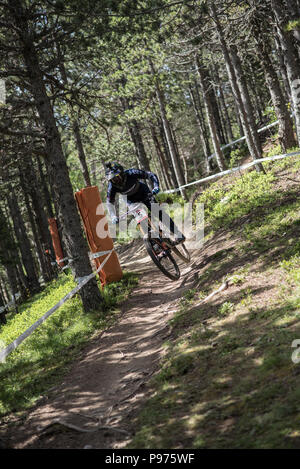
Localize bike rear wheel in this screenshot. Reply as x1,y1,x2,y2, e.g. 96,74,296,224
143,236,180,281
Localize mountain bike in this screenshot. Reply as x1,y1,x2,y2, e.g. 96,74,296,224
119,194,190,281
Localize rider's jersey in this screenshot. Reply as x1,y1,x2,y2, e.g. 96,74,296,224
106,169,159,218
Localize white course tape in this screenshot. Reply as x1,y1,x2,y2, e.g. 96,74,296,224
207,120,280,162
89,250,113,260
57,257,70,265
163,151,300,194
0,250,113,363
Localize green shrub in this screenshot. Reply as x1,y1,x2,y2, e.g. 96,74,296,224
229,144,248,169
196,170,276,230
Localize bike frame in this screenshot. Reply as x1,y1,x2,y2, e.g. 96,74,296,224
117,194,189,280
119,198,168,246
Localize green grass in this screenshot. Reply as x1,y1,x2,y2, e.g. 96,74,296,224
128,149,300,449
0,271,138,417
129,258,300,448
193,147,300,229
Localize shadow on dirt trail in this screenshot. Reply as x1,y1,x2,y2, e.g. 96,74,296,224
6,239,201,449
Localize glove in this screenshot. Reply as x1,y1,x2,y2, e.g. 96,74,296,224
152,187,160,195
111,216,119,225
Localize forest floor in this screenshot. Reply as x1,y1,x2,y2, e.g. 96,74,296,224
1,151,300,449
1,239,203,449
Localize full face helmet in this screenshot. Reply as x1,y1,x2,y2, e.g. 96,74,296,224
105,162,125,186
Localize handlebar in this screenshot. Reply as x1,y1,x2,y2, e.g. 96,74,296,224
118,193,156,221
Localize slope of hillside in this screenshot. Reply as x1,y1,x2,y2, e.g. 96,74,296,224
1,148,299,450
128,150,300,449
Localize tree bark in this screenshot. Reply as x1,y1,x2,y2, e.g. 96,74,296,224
19,168,55,283
213,64,234,142
21,156,56,263
57,47,92,187
7,186,40,293
149,58,187,199
188,81,212,175
170,122,188,184
0,288,7,325
10,0,103,312
272,0,300,144
72,120,92,187
158,119,178,187
0,203,25,300
150,124,172,189
127,118,151,172
285,1,300,48
274,34,292,102
0,276,10,304
207,68,226,145
210,3,265,173
117,65,151,172
251,22,296,150
36,154,55,219
230,45,262,157
195,55,226,172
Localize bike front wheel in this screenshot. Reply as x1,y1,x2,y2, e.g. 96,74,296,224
143,236,180,281
172,243,191,264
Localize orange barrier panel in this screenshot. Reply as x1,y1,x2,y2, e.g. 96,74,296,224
75,186,123,287
48,218,65,267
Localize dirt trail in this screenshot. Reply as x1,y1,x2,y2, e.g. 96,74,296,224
6,240,202,449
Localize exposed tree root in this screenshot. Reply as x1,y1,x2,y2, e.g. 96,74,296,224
37,418,130,436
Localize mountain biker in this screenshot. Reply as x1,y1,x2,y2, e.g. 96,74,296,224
105,162,185,244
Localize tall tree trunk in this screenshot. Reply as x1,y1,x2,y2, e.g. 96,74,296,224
0,203,26,299
5,262,18,296
188,80,212,175
207,68,227,145
150,124,172,189
15,262,28,299
117,65,151,172
57,46,92,187
274,35,292,102
247,59,265,124
7,187,40,293
272,0,300,143
0,280,7,303
0,276,10,304
127,118,151,172
19,168,54,283
170,123,188,184
158,119,178,187
10,0,102,312
193,80,212,154
210,3,265,173
230,45,262,157
233,97,245,137
0,291,6,325
251,22,296,150
195,55,226,172
5,202,30,296
120,96,150,172
72,120,92,187
213,64,234,141
36,154,54,219
21,156,56,264
149,59,187,199
285,1,300,48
